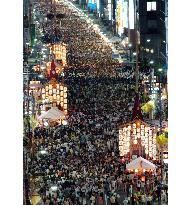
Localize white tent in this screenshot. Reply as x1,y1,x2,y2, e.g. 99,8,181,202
126,156,157,170
38,107,65,120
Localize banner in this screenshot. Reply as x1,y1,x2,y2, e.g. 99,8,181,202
24,28,30,45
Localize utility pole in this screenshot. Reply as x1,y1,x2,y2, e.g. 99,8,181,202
134,0,139,93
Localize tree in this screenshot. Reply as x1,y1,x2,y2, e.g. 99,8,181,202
156,132,168,182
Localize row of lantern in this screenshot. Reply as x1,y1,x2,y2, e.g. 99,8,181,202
49,44,67,66
41,84,67,110
119,121,157,159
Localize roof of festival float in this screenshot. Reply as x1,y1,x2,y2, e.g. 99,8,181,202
38,107,65,120
126,156,157,170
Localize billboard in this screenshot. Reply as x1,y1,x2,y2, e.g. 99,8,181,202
117,0,129,36
87,0,97,11
129,0,134,29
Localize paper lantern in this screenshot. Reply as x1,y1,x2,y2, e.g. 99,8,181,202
141,176,145,182
53,94,56,100
42,94,45,99
141,136,145,140
141,124,145,129
137,133,141,138
141,130,144,135
123,127,127,132
41,88,45,94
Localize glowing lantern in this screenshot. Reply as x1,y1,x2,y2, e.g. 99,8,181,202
118,119,157,158
141,176,145,182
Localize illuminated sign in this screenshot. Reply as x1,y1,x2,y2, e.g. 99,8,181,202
87,0,97,11
117,0,129,36
129,0,134,29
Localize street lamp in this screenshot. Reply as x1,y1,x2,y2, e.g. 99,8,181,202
133,52,137,56
128,43,132,48
39,150,48,155
44,121,49,127
147,39,151,42
158,68,163,128
38,74,44,78
158,68,163,72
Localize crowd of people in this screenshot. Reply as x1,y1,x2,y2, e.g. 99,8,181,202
36,0,121,76
27,74,168,205
29,124,167,205
26,1,168,205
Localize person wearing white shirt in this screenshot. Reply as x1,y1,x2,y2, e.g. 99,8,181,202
123,197,129,205
90,195,96,205
146,194,152,205
137,180,141,191
141,193,146,205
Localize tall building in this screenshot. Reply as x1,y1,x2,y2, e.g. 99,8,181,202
139,0,167,67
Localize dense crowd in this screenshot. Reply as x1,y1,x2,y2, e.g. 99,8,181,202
27,75,168,205
35,0,121,76
29,124,167,205
26,2,168,205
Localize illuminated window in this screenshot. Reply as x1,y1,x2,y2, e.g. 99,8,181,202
147,2,156,11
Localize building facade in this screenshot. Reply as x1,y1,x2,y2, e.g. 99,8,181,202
139,0,167,67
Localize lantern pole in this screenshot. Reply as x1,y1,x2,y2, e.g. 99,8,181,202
134,1,139,93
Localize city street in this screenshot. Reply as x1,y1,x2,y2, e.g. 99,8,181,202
23,0,168,205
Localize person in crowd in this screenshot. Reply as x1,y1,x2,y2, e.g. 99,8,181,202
123,197,129,205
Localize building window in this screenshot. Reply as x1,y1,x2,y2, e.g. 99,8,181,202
147,1,157,11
